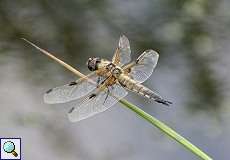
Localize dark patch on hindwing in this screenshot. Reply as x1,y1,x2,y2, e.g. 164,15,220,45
46,88,53,94
89,93,96,99
69,81,77,86
68,107,75,113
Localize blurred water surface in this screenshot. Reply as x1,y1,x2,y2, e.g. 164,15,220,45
0,0,230,159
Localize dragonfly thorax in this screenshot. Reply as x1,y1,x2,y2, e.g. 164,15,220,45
104,62,122,78
111,67,122,78
106,62,115,70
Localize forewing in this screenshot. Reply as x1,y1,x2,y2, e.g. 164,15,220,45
112,48,120,65
44,72,99,104
113,35,131,66
68,84,128,122
124,50,159,83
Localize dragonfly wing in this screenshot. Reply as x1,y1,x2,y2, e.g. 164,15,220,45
124,50,159,83
112,48,120,65
113,35,131,66
44,72,100,104
68,84,128,122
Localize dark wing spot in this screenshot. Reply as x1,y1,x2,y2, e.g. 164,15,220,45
68,107,75,113
69,81,77,86
89,93,96,99
46,88,53,94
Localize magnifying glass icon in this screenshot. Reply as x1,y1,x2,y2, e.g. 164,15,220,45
3,141,18,157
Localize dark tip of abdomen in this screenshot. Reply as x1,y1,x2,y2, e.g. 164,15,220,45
155,99,172,106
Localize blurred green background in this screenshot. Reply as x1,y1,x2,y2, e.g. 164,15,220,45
0,0,230,159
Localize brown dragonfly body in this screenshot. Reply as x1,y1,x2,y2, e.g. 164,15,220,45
23,35,172,122
89,55,170,105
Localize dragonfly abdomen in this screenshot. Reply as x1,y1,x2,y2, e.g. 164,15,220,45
118,75,151,98
132,84,156,99
118,74,172,106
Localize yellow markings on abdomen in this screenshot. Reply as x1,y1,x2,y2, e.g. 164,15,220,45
118,74,152,99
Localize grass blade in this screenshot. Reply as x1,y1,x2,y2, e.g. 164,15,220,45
119,99,213,160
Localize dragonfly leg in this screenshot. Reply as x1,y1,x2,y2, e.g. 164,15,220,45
101,77,109,84
96,77,101,87
103,87,110,105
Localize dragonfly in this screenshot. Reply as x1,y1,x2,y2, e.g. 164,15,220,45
22,35,172,122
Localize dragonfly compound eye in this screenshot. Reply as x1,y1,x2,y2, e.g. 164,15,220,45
87,58,95,71
87,57,101,71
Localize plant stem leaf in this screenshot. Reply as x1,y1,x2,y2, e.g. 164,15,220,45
119,99,213,160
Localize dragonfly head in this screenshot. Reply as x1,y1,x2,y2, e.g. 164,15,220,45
87,57,101,71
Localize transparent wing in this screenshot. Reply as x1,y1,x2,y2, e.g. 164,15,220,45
116,35,131,66
124,50,159,83
44,72,100,104
68,84,128,122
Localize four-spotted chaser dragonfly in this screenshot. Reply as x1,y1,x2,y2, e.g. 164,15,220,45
23,35,172,122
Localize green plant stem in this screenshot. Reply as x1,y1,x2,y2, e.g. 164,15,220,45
119,99,213,160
